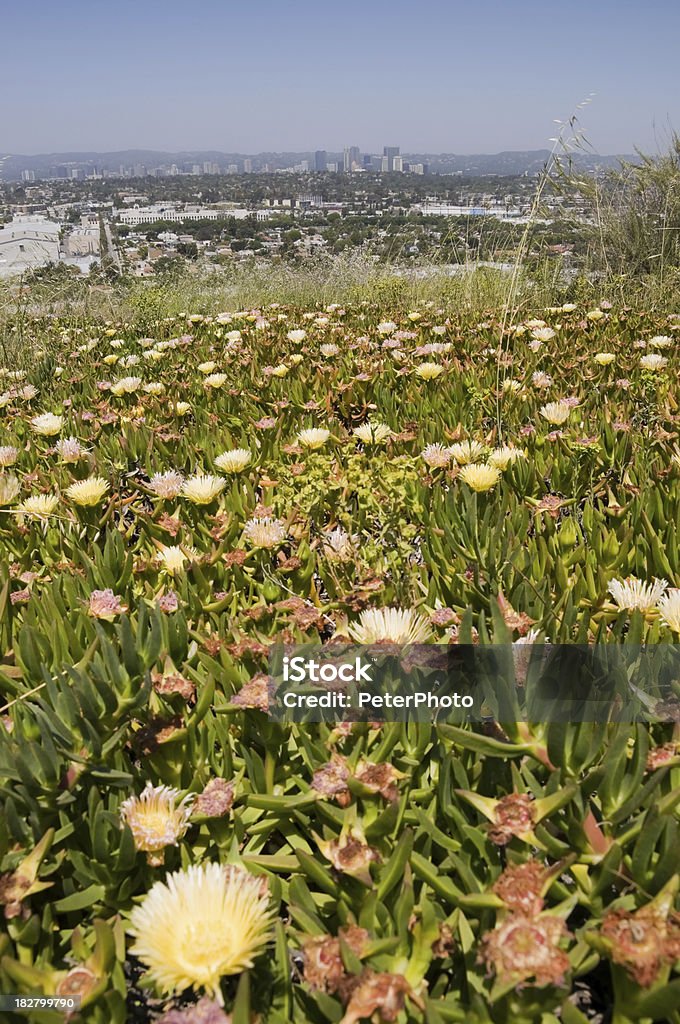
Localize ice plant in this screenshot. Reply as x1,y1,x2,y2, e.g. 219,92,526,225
479,913,571,987
640,353,668,371
66,477,110,507
448,440,486,464
119,783,194,866
607,576,668,612
31,412,63,436
421,443,452,468
243,517,287,549
214,449,251,473
149,470,185,499
459,464,501,492
487,445,524,470
0,446,19,467
540,401,571,426
297,428,330,449
415,361,444,380
657,588,680,633
322,527,357,562
128,863,271,1001
14,494,59,520
88,589,127,620
353,421,392,444
348,606,433,644
54,437,88,462
181,474,226,505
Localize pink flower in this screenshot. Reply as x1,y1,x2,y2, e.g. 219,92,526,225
88,589,127,620
158,590,179,613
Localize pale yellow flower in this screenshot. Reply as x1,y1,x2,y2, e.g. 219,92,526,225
487,446,525,470
0,475,21,505
203,374,227,390
158,545,197,574
594,353,616,366
640,353,668,371
287,329,306,343
149,471,184,499
270,364,289,378
586,309,605,321
14,494,59,520
128,862,272,1002
539,401,571,426
448,440,486,465
197,361,217,374
66,477,109,507
120,783,194,865
181,474,226,504
348,607,433,644
353,422,392,444
322,527,358,563
297,428,330,449
243,517,286,548
0,446,19,467
31,413,63,436
459,464,501,492
416,362,444,380
215,449,252,473
658,589,680,633
111,376,142,396
175,402,192,416
607,576,667,612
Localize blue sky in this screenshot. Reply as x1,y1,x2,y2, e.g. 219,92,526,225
3,0,679,154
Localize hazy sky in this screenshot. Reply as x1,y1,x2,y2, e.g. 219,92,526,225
3,0,678,155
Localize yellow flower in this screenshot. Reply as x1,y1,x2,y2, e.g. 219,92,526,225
175,402,192,416
270,364,289,378
348,607,433,644
658,589,680,633
586,308,605,321
353,422,392,444
203,374,227,389
119,783,194,865
128,862,272,1003
539,401,571,426
594,353,616,366
448,440,486,465
103,354,119,366
459,464,501,492
181,475,226,504
14,494,59,520
243,517,286,549
0,446,19,467
66,477,109,507
415,362,444,380
158,545,198,574
297,428,330,449
215,449,252,473
110,376,142,396
487,446,525,470
197,361,217,374
30,413,63,436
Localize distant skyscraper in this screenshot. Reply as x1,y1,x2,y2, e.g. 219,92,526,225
243,159,253,173
393,155,403,172
349,146,360,170
315,150,327,171
383,146,400,171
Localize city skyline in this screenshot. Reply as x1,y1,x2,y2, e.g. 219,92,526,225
2,0,679,156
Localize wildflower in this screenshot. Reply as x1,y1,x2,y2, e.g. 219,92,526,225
353,422,392,444
640,353,668,371
203,374,227,389
214,449,251,473
489,793,536,844
594,352,616,365
421,443,452,468
66,477,109,507
599,896,680,987
297,428,330,449
532,327,556,342
158,591,179,613
197,361,217,374
110,376,142,395
103,354,119,366
14,494,59,521
377,321,397,335
175,402,191,416
459,464,501,492
243,517,286,549
289,353,304,365
532,371,553,389
415,362,444,380
120,783,194,865
448,440,486,465
348,607,433,644
649,335,673,348
607,576,668,612
493,860,546,915
287,329,306,343
158,546,197,574
30,413,63,436
539,401,571,426
503,379,522,393
192,779,235,818
149,471,185,499
128,863,271,1001
0,446,19,467
586,308,605,321
54,437,88,463
181,475,226,505
322,527,357,562
320,343,340,357
0,475,21,505
658,589,680,633
88,589,127,620
479,914,570,987
487,446,524,470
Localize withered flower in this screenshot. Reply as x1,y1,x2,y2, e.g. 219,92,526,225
489,793,536,845
192,778,235,818
318,829,382,885
479,913,570,987
312,756,351,806
354,761,401,802
493,861,545,916
600,902,680,987
302,925,369,993
340,970,422,1024
229,674,276,712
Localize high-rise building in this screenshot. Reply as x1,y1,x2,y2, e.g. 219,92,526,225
383,146,400,171
243,159,253,173
349,146,361,170
393,155,403,173
315,150,327,171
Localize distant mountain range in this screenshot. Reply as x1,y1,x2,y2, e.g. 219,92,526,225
0,148,638,181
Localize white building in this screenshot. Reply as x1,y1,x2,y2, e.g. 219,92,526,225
0,216,61,278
